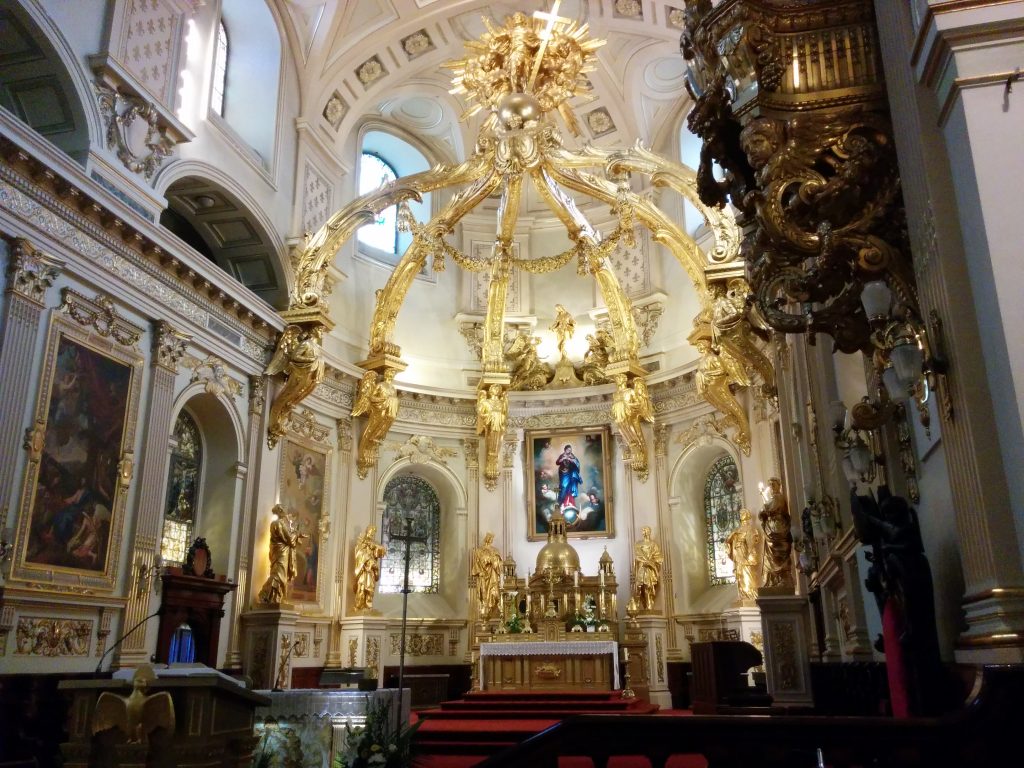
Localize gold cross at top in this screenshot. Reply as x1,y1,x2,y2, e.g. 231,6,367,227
528,0,571,90
534,0,568,40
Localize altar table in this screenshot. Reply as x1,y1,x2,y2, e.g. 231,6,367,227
480,640,619,691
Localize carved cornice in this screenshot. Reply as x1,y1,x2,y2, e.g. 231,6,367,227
0,133,278,352
287,408,330,444
183,352,243,398
383,434,458,465
152,320,190,373
3,237,63,305
59,288,143,348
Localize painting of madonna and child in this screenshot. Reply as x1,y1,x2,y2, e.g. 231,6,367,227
527,427,613,540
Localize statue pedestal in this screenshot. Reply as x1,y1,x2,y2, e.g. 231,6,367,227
241,606,300,690
721,606,763,657
756,594,815,709
338,616,389,687
626,615,672,708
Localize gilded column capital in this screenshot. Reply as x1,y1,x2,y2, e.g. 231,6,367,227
152,320,191,373
3,238,64,305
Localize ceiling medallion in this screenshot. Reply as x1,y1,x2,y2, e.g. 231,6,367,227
267,2,767,488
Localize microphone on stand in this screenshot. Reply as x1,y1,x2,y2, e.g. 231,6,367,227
95,610,162,674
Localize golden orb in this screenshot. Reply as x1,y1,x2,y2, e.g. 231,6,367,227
496,92,542,131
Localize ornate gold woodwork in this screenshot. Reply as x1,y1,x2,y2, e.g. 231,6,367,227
682,0,913,354
263,10,769,469
265,312,329,449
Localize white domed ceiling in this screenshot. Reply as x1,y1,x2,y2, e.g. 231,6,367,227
279,0,708,391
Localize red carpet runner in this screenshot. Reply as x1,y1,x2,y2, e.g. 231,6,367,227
412,690,661,767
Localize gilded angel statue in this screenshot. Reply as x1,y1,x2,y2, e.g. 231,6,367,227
711,279,775,396
578,329,613,385
550,304,576,360
694,337,752,455
611,374,654,478
265,324,325,449
476,384,508,487
506,329,552,391
352,368,399,478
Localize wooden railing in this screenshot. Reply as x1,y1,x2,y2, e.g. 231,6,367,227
477,665,1021,768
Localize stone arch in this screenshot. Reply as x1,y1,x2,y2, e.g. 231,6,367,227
371,454,468,617
0,1,102,164
167,383,245,579
155,162,291,307
667,435,745,616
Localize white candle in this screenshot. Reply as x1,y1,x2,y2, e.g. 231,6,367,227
526,594,531,615
574,570,579,587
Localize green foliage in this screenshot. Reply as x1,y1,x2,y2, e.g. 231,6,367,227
505,613,524,634
335,697,421,768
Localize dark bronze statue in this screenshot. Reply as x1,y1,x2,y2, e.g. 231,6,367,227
851,486,946,716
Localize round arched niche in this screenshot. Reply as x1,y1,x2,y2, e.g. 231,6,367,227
372,459,467,619
669,439,744,615
172,391,243,576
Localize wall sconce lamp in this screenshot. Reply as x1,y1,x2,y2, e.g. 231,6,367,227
137,554,164,596
830,399,885,486
861,280,950,436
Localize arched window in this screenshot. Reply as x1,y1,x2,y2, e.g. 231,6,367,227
704,455,743,585
357,152,399,253
378,476,441,594
211,20,228,116
160,411,203,565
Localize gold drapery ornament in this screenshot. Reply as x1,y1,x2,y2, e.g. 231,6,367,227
353,524,387,611
257,504,307,606
689,322,752,456
726,508,763,605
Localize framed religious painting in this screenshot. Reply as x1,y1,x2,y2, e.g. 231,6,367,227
278,432,331,604
526,426,613,541
12,291,144,592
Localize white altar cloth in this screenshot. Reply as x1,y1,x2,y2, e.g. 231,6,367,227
479,640,619,689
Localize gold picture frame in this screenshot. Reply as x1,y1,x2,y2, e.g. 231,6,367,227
12,293,144,592
525,426,613,541
277,432,332,605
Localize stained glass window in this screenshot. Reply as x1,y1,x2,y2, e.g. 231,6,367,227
378,475,440,594
161,411,202,565
704,455,743,585
357,152,399,253
211,21,228,116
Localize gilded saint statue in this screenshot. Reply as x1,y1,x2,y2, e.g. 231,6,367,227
550,304,576,360
506,329,553,390
759,478,794,589
726,508,763,604
352,367,399,479
578,329,613,385
353,525,387,612
470,531,503,619
265,325,325,449
475,384,508,489
257,505,307,606
631,526,663,612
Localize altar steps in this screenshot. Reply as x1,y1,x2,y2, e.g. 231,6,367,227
412,691,659,767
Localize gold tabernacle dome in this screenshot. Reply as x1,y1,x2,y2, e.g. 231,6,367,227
535,508,581,576
264,3,764,493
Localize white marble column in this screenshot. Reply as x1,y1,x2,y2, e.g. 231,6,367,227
0,238,62,530
876,0,1024,661
325,415,353,668
116,320,190,667
223,374,268,670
